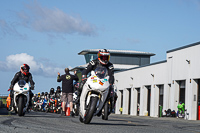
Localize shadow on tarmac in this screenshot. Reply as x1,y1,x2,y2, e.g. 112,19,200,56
89,121,149,127
0,107,14,115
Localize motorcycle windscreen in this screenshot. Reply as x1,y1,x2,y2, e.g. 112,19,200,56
18,80,26,88
94,66,108,79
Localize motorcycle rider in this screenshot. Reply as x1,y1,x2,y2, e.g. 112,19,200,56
77,49,116,110
9,64,35,111
55,86,62,99
37,92,41,100
49,88,56,99
44,92,48,100
41,92,45,101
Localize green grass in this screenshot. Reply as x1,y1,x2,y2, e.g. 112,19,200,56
2,99,6,104
0,98,7,104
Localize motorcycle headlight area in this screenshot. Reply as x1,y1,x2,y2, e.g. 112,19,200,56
22,91,29,94
14,91,20,94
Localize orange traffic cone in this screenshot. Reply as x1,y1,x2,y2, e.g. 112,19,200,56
65,103,70,116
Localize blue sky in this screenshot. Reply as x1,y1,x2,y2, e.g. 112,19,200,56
1,0,200,95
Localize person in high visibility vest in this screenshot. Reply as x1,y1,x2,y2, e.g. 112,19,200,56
6,94,11,110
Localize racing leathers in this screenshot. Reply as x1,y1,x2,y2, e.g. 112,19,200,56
55,90,61,99
10,71,35,109
82,58,114,85
77,58,115,104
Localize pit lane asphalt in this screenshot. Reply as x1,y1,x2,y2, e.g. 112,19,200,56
1,107,200,133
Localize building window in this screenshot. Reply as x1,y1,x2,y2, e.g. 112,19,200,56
84,54,97,63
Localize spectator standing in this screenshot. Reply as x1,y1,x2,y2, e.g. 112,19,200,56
57,68,79,117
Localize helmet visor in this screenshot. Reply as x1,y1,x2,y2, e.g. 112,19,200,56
101,55,109,61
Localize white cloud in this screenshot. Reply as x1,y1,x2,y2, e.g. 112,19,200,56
17,1,97,36
0,53,63,77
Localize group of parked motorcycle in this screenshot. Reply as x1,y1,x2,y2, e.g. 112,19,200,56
31,85,80,116
32,89,62,114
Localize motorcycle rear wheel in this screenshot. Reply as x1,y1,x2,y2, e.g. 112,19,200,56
18,96,25,116
83,97,98,124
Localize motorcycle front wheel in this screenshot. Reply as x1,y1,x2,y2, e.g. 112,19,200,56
18,96,25,116
83,97,98,124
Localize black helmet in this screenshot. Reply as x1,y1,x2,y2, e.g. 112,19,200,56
20,64,30,75
45,92,48,96
50,88,54,95
57,86,61,92
97,49,110,65
41,92,44,96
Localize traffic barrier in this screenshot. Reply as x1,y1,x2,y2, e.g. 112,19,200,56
198,106,200,120
65,103,70,116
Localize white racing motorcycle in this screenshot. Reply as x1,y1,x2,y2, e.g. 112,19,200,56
79,66,110,124
13,80,31,116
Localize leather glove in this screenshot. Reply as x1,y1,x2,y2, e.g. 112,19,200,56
8,85,13,91
31,86,34,90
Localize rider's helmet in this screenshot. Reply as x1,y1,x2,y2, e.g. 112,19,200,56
41,92,44,96
38,92,40,97
45,92,48,96
97,49,110,65
20,64,30,76
57,86,61,93
50,88,54,95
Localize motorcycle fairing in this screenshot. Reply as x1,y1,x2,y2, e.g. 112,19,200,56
13,80,30,113
80,70,110,118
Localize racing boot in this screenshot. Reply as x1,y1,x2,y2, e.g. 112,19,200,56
9,99,14,112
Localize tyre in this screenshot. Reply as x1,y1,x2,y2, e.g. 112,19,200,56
57,109,61,114
18,96,25,116
84,97,98,124
74,104,79,116
102,102,108,120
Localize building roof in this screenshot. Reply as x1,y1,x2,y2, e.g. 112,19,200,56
70,63,139,71
115,60,167,73
167,41,200,53
78,49,155,56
